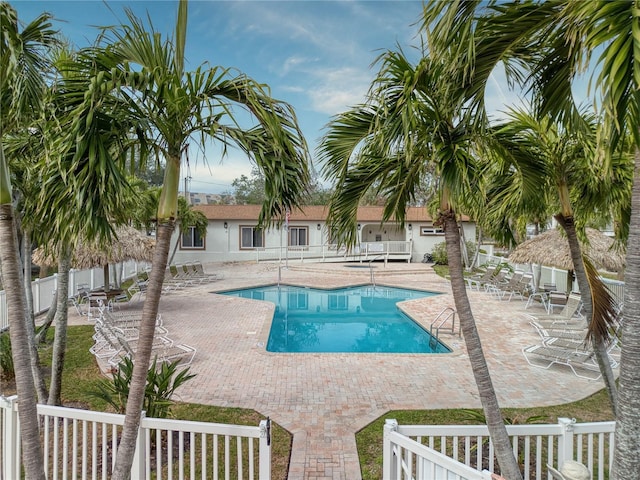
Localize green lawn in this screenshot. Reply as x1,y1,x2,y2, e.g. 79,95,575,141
7,324,614,480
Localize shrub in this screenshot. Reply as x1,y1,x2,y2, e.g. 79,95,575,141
0,333,14,380
91,357,196,418
431,241,478,266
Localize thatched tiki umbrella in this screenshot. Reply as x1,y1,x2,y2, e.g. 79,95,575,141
508,227,625,289
33,225,155,291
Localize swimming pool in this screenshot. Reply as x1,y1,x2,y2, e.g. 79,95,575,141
219,285,450,354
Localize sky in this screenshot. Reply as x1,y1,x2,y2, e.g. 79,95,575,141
12,0,523,194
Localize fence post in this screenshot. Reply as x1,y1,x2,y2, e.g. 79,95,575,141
131,411,147,480
32,278,41,315
383,419,399,480
259,419,272,480
557,417,576,468
1,395,19,480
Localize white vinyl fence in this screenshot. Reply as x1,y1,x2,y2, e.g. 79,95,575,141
0,395,271,480
0,260,148,332
383,418,615,480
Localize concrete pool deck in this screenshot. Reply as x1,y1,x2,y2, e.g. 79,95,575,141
81,262,611,479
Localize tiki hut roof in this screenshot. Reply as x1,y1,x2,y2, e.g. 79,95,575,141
33,225,155,269
507,228,625,272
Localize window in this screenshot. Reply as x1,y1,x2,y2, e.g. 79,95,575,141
181,226,205,249
240,226,264,249
287,292,308,310
328,294,348,310
289,226,308,248
420,226,444,236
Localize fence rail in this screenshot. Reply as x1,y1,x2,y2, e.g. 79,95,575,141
383,418,615,480
254,241,413,264
0,396,271,480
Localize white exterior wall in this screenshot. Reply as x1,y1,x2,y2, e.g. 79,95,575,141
169,219,476,265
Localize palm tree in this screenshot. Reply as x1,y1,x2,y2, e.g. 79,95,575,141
69,2,310,477
319,50,523,479
487,107,625,412
0,3,59,478
462,2,640,476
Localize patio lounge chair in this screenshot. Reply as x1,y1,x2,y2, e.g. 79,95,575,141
128,278,149,302
100,310,167,336
466,266,497,290
530,321,588,346
192,262,223,282
91,318,172,361
162,268,188,293
111,329,196,369
483,268,510,294
522,343,603,380
498,272,533,301
526,293,583,327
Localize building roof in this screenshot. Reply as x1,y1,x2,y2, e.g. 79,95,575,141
193,204,470,222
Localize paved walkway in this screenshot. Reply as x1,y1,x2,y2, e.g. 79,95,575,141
84,262,608,479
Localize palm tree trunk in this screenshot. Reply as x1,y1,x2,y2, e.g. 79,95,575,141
470,227,483,269
442,211,522,480
22,229,34,325
47,247,71,406
18,229,48,403
612,146,640,478
0,203,46,480
35,288,57,345
111,220,174,480
555,214,618,413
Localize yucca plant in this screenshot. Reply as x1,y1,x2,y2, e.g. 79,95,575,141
91,356,195,419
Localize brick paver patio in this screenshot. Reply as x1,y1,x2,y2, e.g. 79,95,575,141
88,262,609,479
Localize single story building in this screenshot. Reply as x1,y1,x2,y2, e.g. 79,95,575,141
170,205,476,265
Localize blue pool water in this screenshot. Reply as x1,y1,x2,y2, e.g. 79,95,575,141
219,285,450,354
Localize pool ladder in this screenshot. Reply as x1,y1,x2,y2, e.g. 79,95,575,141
368,255,387,287
429,307,460,348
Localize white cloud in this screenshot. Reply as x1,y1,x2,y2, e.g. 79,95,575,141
297,65,371,115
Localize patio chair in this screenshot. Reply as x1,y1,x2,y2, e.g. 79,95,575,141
530,320,588,346
465,266,497,290
100,310,167,336
522,343,603,380
483,268,510,294
177,263,206,284
526,293,583,327
497,271,531,301
127,278,149,302
192,262,223,282
547,291,568,314
162,268,188,293
525,283,558,312
92,319,176,366
111,329,196,369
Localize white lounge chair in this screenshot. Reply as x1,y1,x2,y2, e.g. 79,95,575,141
522,343,603,379
111,328,196,369
526,293,583,327
466,266,497,290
